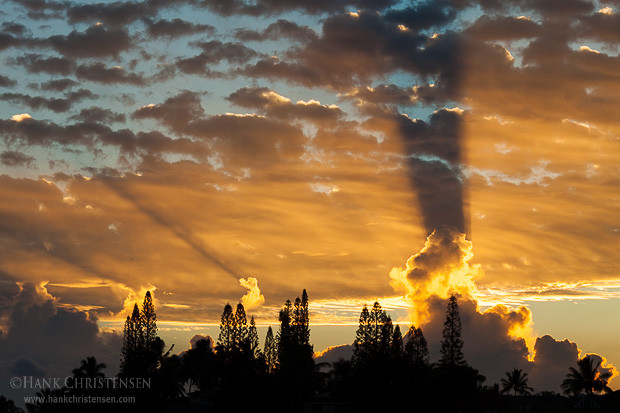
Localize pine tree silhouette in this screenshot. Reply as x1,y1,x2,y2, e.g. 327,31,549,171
248,315,260,358
439,294,466,367
263,326,277,373
141,291,159,375
217,303,234,355
233,302,248,353
404,326,430,368
120,303,142,377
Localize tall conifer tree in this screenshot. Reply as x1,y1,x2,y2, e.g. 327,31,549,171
120,303,142,376
405,326,429,368
247,316,259,357
264,326,277,373
233,303,248,352
217,303,234,353
439,294,466,367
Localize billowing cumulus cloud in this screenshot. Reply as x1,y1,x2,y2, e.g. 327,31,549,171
0,282,121,401
239,277,265,310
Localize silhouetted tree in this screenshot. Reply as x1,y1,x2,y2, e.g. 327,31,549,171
405,326,429,368
72,356,106,379
501,368,533,396
352,302,391,367
216,303,234,355
248,316,260,358
232,303,248,352
276,299,294,368
390,325,403,359
182,338,216,392
264,326,277,373
120,303,142,377
293,289,310,346
141,291,157,346
273,292,316,411
561,356,612,396
439,294,466,367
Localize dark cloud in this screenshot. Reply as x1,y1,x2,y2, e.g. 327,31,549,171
421,295,531,385
314,344,353,365
9,0,65,20
0,32,24,51
227,87,343,124
11,54,76,76
465,15,541,41
0,151,36,168
66,1,156,28
69,107,126,124
396,109,467,235
529,335,578,392
578,9,620,43
344,84,420,106
75,62,146,85
145,18,215,39
40,78,78,92
0,89,97,114
0,117,104,147
49,25,132,58
132,90,205,132
177,40,260,75
0,283,120,394
8,357,46,376
197,0,396,16
234,19,317,42
520,0,594,17
241,11,462,95
1,21,29,36
0,75,17,88
385,0,456,31
0,283,121,402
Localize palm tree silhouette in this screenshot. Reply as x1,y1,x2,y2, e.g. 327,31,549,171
561,356,612,396
72,356,106,379
500,368,533,396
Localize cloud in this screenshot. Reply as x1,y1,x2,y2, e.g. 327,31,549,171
390,227,480,325
176,40,260,76
234,19,317,42
0,151,36,168
314,344,353,365
1,21,29,36
0,89,98,113
197,0,397,17
0,282,121,400
465,15,541,40
132,90,205,132
66,1,155,28
69,107,126,124
144,18,215,39
11,54,76,76
75,62,146,85
241,9,461,96
239,277,265,310
40,78,79,92
0,75,17,88
48,25,132,58
227,87,343,124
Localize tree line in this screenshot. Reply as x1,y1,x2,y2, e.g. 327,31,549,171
5,291,616,412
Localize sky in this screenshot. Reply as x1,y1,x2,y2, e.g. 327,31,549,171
1,0,620,396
